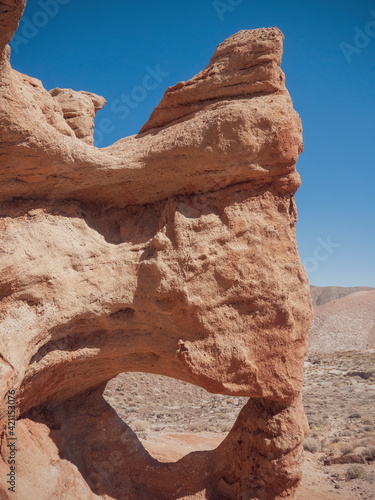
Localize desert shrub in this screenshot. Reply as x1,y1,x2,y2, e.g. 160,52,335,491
303,438,321,453
341,430,352,436
188,423,202,433
345,464,365,480
206,425,219,432
219,423,232,433
340,444,354,456
153,425,165,432
131,420,149,432
362,417,374,426
349,412,361,419
361,437,375,447
362,446,375,461
324,446,335,457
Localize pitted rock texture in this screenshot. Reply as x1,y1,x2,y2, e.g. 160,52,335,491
0,2,313,499
50,87,106,144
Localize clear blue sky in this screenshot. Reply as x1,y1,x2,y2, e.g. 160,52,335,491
9,0,375,287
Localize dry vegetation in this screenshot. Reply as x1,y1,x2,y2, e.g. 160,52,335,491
104,350,375,499
303,352,375,454
104,373,246,435
298,351,375,499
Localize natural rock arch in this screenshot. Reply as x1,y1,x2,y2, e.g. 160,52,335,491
0,2,312,498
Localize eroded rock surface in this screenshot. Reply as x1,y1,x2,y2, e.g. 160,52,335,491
0,2,312,498
50,87,106,144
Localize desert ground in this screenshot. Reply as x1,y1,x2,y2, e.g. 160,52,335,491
105,287,375,500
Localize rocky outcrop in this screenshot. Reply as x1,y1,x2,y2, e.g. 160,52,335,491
49,88,106,144
0,2,313,499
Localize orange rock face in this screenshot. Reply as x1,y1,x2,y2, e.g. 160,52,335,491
0,2,313,498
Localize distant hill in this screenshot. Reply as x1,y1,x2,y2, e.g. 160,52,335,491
308,290,375,353
309,285,375,308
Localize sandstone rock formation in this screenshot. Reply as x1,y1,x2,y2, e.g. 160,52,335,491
0,2,313,498
49,88,106,145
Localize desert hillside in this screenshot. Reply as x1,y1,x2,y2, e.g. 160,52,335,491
309,285,375,308
308,289,375,353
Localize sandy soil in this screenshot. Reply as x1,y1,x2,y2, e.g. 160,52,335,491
141,433,373,500
104,350,375,499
